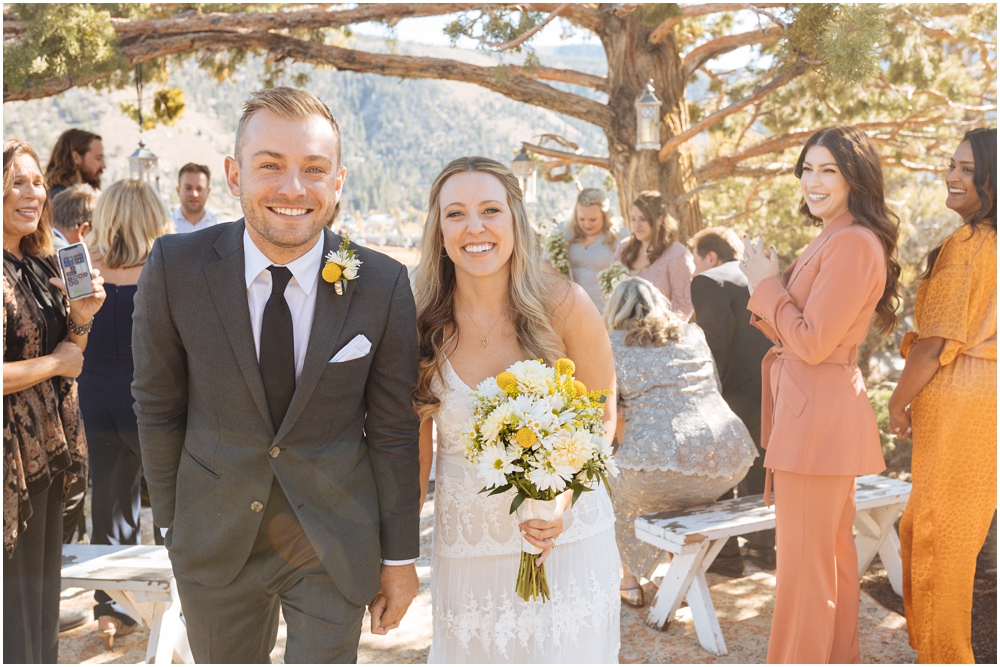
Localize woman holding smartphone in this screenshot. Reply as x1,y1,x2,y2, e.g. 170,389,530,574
740,125,900,663
76,179,173,647
3,139,105,663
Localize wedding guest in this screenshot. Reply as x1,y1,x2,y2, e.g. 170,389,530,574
544,188,625,310
689,227,776,574
50,184,97,251
889,127,997,664
172,163,220,234
45,129,105,198
605,277,757,606
50,184,99,547
741,125,900,663
3,139,105,663
78,179,173,647
612,190,694,320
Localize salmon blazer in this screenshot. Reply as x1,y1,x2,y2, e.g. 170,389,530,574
747,212,886,477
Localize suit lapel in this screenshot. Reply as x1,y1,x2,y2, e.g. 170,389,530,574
786,213,855,288
272,228,355,445
205,220,275,433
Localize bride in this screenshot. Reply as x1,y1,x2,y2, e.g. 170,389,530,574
413,157,621,663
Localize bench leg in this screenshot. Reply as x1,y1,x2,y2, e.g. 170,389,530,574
686,572,728,656
645,540,709,631
854,504,906,597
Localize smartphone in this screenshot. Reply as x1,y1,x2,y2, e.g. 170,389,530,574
56,242,96,301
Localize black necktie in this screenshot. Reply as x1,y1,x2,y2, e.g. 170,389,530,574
260,265,295,429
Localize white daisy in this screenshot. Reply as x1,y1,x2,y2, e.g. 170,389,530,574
476,445,521,489
507,359,551,394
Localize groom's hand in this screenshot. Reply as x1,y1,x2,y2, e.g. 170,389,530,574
368,563,419,635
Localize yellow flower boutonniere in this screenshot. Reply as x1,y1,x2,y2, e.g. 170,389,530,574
322,233,362,295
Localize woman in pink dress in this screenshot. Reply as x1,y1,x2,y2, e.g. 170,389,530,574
612,190,695,320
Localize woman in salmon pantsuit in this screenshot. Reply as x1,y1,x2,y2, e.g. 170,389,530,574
741,125,901,664
889,127,996,664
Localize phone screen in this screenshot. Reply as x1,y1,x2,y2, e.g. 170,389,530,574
57,243,96,301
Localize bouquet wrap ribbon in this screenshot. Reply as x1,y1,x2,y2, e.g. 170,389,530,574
515,498,558,554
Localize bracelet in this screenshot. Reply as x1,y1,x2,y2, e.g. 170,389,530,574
68,317,94,336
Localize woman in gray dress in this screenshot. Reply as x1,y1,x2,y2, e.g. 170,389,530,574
605,277,757,606
545,188,624,310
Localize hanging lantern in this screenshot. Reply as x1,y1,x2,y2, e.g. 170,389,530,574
128,139,161,191
635,80,662,151
510,147,537,203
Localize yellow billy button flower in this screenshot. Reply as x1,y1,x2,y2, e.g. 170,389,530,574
496,372,518,395
571,380,588,397
555,358,576,377
515,427,537,449
322,262,343,283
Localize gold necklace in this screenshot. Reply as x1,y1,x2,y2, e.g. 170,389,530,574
463,308,508,349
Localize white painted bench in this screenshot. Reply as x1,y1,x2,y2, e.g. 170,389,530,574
61,545,192,664
634,474,911,656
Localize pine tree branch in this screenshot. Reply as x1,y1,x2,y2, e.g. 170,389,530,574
462,4,570,51
649,3,787,44
658,62,806,162
243,32,612,128
527,3,603,32
521,141,610,168
683,25,783,78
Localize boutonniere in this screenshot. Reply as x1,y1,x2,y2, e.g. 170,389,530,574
322,233,362,295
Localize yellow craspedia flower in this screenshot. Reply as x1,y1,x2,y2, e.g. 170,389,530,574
555,358,576,377
496,372,518,395
515,427,537,448
572,380,588,397
322,262,342,283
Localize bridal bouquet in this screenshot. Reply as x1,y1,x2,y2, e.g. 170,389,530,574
544,229,571,276
597,262,629,299
463,358,618,602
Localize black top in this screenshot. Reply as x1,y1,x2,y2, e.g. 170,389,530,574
690,260,773,436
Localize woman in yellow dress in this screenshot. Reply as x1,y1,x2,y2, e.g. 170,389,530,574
889,127,997,664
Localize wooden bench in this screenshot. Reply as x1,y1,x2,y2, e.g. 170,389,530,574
61,545,192,664
634,474,911,656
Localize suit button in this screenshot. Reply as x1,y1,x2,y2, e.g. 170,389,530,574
250,501,263,513
268,447,280,459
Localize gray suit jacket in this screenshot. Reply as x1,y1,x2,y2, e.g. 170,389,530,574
132,221,420,605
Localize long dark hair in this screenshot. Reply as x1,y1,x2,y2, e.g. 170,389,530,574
922,127,997,278
794,125,901,336
621,190,677,269
44,128,102,189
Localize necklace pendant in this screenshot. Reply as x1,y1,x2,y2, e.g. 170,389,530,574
481,338,489,348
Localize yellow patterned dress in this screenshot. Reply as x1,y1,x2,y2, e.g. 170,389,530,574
899,224,997,664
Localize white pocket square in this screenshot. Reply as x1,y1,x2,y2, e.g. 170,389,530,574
329,334,372,363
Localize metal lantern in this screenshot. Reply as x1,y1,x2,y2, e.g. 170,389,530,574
635,80,662,151
510,146,537,203
128,139,161,192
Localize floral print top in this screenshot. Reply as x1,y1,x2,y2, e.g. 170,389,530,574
3,250,87,555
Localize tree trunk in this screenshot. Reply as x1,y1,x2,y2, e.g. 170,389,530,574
597,8,703,240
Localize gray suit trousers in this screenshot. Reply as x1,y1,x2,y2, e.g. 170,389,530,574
174,479,365,664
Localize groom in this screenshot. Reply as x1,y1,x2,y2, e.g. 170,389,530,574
132,87,421,663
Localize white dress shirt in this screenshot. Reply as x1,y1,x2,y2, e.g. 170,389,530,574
242,229,414,567
173,207,220,234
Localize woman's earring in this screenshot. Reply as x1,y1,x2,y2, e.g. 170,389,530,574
440,248,449,258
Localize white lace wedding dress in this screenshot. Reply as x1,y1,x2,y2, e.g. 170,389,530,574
428,360,621,663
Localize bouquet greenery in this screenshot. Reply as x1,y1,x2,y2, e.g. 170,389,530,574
544,230,571,276
463,358,618,602
597,262,629,299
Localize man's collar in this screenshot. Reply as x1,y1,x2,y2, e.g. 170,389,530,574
242,227,324,296
175,207,213,226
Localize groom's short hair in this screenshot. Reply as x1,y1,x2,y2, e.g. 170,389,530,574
234,87,341,165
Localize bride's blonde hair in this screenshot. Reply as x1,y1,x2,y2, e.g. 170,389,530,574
413,156,565,419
